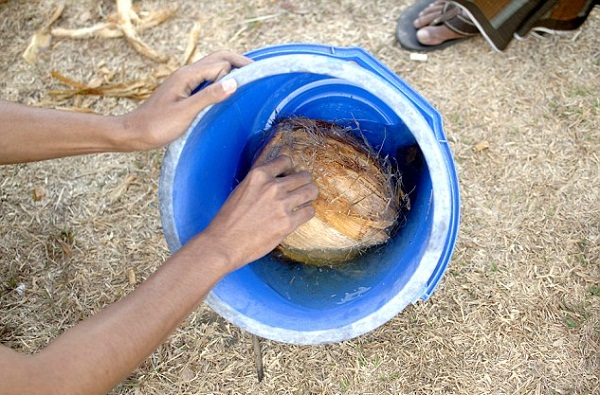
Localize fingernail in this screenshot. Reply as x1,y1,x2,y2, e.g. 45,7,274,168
221,78,237,94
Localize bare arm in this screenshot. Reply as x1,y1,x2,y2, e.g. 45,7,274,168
0,50,318,394
0,155,318,395
0,51,252,164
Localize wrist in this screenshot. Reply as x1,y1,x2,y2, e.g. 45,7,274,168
112,112,148,152
182,232,240,277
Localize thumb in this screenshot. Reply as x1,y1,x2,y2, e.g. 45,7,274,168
190,78,238,109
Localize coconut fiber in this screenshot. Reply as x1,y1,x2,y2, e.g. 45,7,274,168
254,117,409,266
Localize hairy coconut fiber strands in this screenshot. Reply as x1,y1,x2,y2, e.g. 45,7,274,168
254,117,409,266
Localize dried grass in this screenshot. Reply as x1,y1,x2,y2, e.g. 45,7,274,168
48,0,176,62
1,0,599,394
21,2,65,64
48,69,159,101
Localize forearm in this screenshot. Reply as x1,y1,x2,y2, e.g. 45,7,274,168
1,233,232,395
0,150,317,394
0,53,251,165
0,100,133,164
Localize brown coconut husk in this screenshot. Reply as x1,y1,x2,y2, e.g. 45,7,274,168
254,117,409,266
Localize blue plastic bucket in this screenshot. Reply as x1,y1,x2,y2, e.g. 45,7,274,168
159,44,460,345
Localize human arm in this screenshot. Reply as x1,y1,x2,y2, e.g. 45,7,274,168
0,51,252,164
0,155,318,395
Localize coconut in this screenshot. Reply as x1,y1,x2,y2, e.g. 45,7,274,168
254,117,408,266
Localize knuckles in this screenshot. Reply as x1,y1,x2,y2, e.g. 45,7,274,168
303,184,320,200
246,166,272,186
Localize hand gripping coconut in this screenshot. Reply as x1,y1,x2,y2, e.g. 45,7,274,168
254,117,410,266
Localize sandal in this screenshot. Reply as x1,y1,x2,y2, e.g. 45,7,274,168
396,0,480,52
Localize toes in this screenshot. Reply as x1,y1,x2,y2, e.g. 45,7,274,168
419,2,444,17
410,1,472,46
416,25,465,46
413,4,444,28
415,27,436,45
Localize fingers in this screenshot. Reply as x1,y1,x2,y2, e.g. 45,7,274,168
198,50,253,69
184,51,252,92
180,60,234,96
179,51,252,110
125,51,251,151
276,170,313,192
269,159,319,217
290,204,316,229
251,155,319,215
163,51,250,99
272,167,319,205
189,77,239,109
259,155,295,178
288,182,319,212
201,154,318,267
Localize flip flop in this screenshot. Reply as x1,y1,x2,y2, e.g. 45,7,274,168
395,0,479,52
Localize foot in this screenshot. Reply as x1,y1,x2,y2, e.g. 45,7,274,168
395,0,478,52
413,1,468,46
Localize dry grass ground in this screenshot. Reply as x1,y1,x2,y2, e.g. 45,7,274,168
1,0,599,394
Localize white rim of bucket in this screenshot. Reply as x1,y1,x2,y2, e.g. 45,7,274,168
159,54,453,345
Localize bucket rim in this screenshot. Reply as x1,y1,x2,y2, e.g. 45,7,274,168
159,49,459,345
